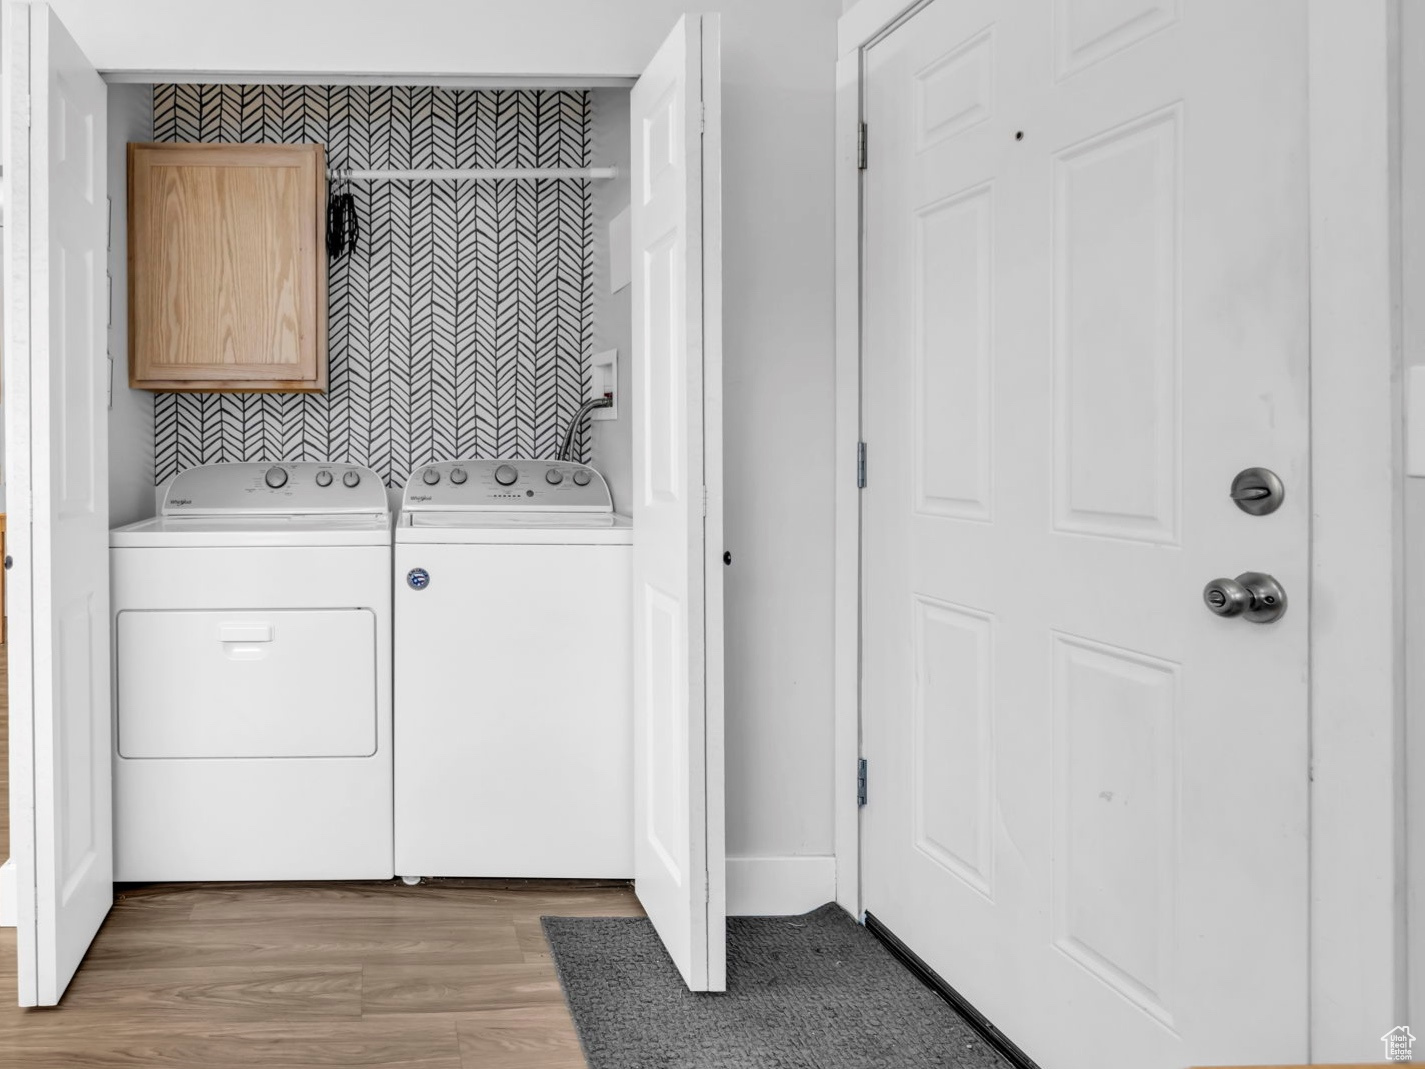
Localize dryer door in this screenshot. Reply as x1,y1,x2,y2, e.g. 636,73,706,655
117,609,378,759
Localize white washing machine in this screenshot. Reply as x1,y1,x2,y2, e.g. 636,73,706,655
395,458,632,879
110,462,394,881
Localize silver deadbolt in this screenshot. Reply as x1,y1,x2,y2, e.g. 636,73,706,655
1202,571,1288,623
1230,467,1284,516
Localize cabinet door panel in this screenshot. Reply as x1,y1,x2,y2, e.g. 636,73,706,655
128,142,327,392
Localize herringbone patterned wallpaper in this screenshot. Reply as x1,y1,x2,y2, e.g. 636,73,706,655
151,84,593,486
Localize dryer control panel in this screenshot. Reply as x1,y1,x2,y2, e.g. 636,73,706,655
402,459,614,513
161,462,389,516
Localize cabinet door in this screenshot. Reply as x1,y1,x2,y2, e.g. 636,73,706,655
128,142,327,391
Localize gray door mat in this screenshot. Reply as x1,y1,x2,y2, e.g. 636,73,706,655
541,903,1015,1069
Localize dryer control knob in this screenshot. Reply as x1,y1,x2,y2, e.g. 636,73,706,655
422,468,441,485
450,467,468,485
315,470,333,487
264,466,288,489
546,468,564,486
495,464,519,486
342,470,361,488
572,469,592,487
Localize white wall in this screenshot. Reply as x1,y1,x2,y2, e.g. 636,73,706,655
588,88,633,515
56,0,843,906
107,84,155,527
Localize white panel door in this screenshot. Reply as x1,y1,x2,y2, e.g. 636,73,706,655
861,0,1309,1066
4,1,112,1007
630,13,726,993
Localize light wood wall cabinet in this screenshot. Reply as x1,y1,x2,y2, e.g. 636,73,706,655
128,142,328,392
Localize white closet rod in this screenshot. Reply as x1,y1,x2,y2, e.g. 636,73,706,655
328,167,617,181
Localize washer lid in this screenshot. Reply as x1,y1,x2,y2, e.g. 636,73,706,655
406,512,622,529
396,513,632,546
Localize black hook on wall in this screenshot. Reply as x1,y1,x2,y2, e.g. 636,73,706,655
327,167,360,261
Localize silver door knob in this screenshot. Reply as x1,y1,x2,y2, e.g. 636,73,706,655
1202,571,1288,623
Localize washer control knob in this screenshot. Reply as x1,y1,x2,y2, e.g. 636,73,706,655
450,467,468,485
572,469,592,487
342,470,361,488
264,466,288,489
422,468,441,485
495,464,519,486
546,468,564,486
315,469,333,488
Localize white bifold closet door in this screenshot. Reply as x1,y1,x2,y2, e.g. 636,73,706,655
4,1,113,1006
630,13,727,993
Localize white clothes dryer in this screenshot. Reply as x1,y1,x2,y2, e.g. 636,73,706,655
110,462,393,880
394,458,632,879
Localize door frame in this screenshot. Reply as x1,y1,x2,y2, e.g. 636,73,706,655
832,0,1406,1059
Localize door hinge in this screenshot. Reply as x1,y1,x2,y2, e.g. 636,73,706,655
857,441,867,489
858,123,868,170
857,758,868,807
700,101,706,133
701,485,708,517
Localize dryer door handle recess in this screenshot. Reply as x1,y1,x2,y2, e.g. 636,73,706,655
220,623,274,660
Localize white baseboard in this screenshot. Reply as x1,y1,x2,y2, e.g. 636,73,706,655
726,855,837,917
0,858,15,927
0,853,832,924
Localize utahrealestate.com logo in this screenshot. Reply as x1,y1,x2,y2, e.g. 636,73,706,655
1384,1026,1417,1062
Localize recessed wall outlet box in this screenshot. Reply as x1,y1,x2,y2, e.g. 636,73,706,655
591,349,617,420
608,206,631,294
1410,365,1425,477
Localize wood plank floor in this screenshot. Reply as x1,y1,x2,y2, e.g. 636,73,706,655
0,645,646,1068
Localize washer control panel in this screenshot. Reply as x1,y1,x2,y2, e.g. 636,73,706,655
402,459,614,513
161,462,389,516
